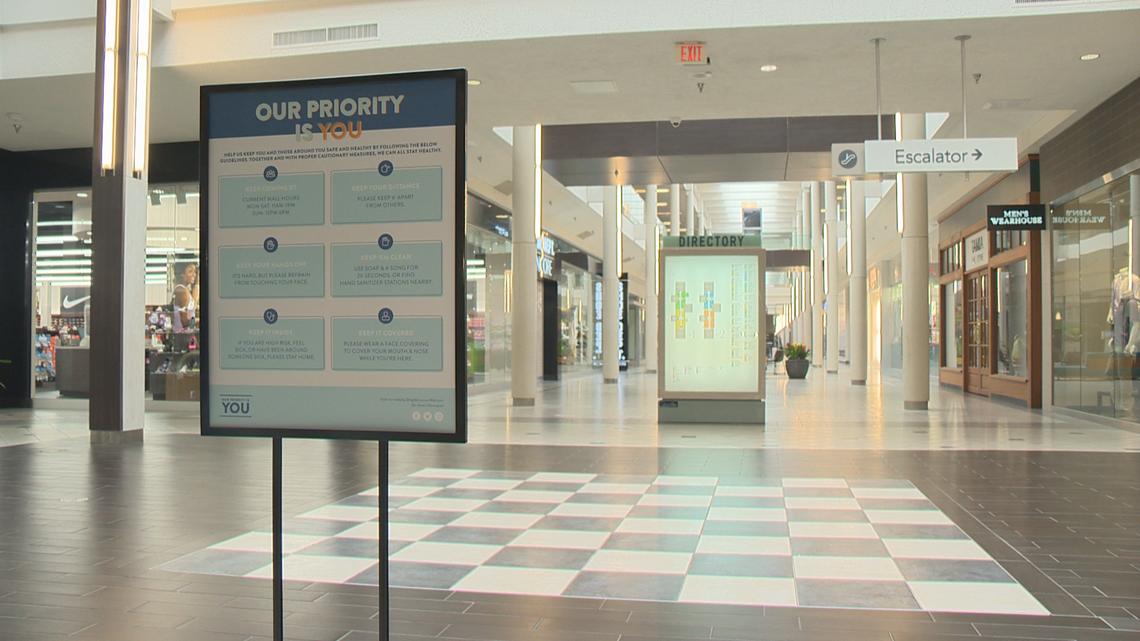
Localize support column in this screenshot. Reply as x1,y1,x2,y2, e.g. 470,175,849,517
901,114,930,410
685,185,695,237
509,125,541,405
826,181,839,373
811,182,824,366
644,186,659,374
89,0,152,443
603,186,621,383
665,185,678,237
849,181,868,385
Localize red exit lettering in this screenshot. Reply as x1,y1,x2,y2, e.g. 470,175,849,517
676,43,705,65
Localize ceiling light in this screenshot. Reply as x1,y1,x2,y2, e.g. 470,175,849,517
467,79,482,86
1080,53,1099,61
76,192,89,198
760,65,778,72
7,112,24,122
570,80,618,95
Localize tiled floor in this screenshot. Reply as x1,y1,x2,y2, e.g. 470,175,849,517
161,469,1049,615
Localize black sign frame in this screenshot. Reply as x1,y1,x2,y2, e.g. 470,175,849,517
987,204,1046,231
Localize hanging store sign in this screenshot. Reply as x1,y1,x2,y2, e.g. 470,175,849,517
987,204,1046,231
965,230,989,272
1050,203,1110,229
536,233,555,279
864,138,1018,174
663,235,763,248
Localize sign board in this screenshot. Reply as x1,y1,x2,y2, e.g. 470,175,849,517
536,233,555,279
659,247,766,400
987,204,1046,231
675,42,706,66
831,143,865,178
663,234,763,248
1051,203,1110,229
864,138,1018,174
200,70,467,442
965,230,989,272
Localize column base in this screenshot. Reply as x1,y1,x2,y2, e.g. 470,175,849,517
851,380,867,386
90,430,144,445
827,369,838,374
604,378,618,384
904,400,928,411
512,398,535,407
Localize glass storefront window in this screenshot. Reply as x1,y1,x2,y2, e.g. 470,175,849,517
997,260,1028,378
943,280,963,369
466,197,513,388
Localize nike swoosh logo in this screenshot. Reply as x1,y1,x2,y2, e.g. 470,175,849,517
61,295,91,310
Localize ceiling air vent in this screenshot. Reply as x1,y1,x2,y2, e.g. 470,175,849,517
982,98,1030,110
577,230,595,240
274,24,378,48
494,180,513,196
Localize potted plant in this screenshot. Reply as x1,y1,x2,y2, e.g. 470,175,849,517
784,343,810,379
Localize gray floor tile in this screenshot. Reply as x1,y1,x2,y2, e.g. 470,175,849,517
796,579,921,610
593,474,659,484
783,488,854,498
645,486,716,496
790,538,890,557
280,518,359,536
514,481,585,492
688,553,793,578
475,500,559,514
485,546,594,570
709,497,785,508
389,510,462,524
533,516,623,531
389,540,413,555
702,521,790,537
388,561,474,589
847,480,916,488
157,549,271,576
295,537,381,558
471,471,533,480
602,533,701,552
566,493,642,505
431,488,507,500
786,509,869,523
872,524,969,540
337,494,382,507
894,559,1016,583
563,571,685,601
393,477,454,487
857,498,938,510
627,506,710,520
717,477,783,487
345,563,383,586
423,526,523,545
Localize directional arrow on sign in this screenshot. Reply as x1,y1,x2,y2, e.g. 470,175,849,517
972,149,982,160
864,138,1017,173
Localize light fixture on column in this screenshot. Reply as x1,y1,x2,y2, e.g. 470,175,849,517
132,0,152,175
895,113,904,234
100,0,120,172
615,187,623,269
654,224,661,295
533,124,542,238
846,179,852,274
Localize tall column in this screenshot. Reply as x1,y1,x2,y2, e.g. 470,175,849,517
811,182,824,366
644,186,659,374
89,0,152,443
685,185,695,237
901,114,930,410
510,125,541,405
849,180,868,385
697,207,705,236
603,185,621,383
669,185,680,237
825,181,839,373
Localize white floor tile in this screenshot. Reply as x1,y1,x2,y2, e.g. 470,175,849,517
783,497,861,510
696,535,791,556
706,507,787,522
297,505,379,522
637,494,712,507
451,565,577,596
864,510,954,525
390,541,503,565
388,523,442,541
578,483,650,494
782,478,848,488
495,490,573,503
550,503,633,518
788,522,880,539
908,581,1050,615
528,472,597,483
409,468,479,479
400,497,488,512
616,518,704,535
450,512,544,529
584,549,692,574
679,576,797,606
714,486,784,498
338,522,381,540
850,487,925,499
448,478,523,491
211,532,326,554
388,485,440,498
246,555,376,584
654,476,718,486
883,538,991,560
793,556,903,581
508,529,611,549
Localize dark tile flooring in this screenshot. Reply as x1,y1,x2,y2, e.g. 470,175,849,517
0,434,1138,640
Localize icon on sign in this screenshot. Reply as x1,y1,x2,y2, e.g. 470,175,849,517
422,413,432,422
378,308,394,324
263,166,279,181
378,234,394,250
263,309,279,324
838,150,858,169
434,412,444,422
412,411,421,421
378,160,394,177
263,237,279,253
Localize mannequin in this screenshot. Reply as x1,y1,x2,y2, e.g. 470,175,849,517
1107,266,1140,411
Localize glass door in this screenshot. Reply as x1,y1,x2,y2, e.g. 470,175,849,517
965,270,990,396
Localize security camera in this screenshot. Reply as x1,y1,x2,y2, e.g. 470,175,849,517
669,118,682,128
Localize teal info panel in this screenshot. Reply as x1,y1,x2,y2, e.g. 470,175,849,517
331,241,443,297
332,316,443,371
218,244,326,299
219,172,326,228
218,318,326,370
331,167,442,224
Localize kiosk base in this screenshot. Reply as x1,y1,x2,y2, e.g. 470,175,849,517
658,399,765,424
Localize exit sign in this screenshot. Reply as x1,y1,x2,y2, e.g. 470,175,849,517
675,42,706,66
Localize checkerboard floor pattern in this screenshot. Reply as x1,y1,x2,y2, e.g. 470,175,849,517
158,469,1049,615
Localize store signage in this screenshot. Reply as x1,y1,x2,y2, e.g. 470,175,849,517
536,233,555,279
831,143,865,177
987,205,1046,231
965,230,989,272
663,235,763,248
1050,203,1110,229
864,138,1018,173
593,280,603,366
675,42,706,66
619,273,628,368
200,70,468,442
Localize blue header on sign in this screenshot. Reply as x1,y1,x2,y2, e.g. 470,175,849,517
207,77,456,139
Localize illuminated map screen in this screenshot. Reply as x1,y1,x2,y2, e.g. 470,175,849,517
662,253,762,395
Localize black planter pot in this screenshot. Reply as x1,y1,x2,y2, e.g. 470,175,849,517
786,359,810,379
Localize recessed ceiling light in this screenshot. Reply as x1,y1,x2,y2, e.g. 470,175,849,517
76,192,89,198
1080,53,1100,61
467,79,482,86
6,112,24,122
760,64,778,73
